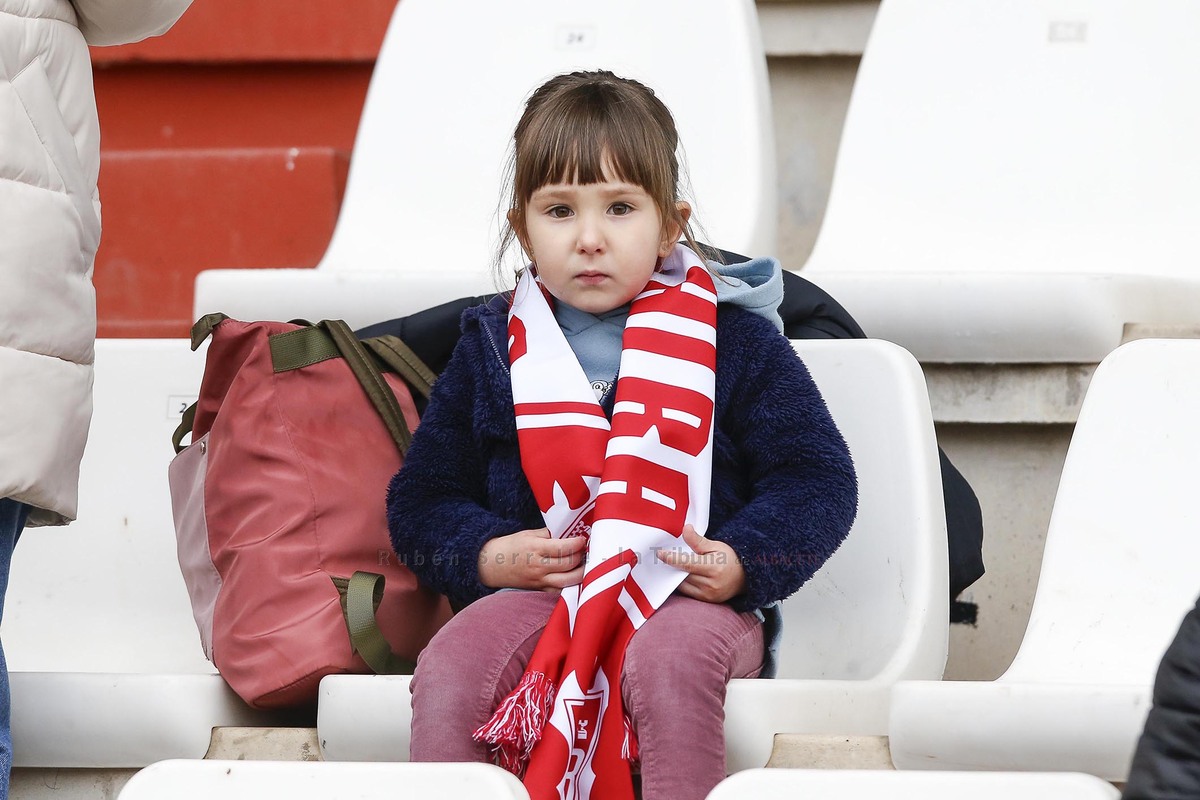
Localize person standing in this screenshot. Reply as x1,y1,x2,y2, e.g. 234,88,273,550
0,1,194,794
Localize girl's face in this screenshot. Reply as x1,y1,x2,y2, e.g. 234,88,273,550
519,169,681,315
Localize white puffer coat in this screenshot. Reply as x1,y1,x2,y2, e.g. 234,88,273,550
0,0,192,526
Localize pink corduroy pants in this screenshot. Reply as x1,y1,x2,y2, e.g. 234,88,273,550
409,590,764,800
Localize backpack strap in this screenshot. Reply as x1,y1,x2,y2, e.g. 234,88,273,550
190,313,230,350
170,315,231,454
171,402,198,454
333,571,417,675
362,335,436,400
266,321,414,455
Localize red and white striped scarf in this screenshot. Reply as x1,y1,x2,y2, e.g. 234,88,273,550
474,244,717,800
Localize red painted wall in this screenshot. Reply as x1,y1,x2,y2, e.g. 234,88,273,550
91,0,399,337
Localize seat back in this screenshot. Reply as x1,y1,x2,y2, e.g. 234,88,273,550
806,0,1200,279
709,769,1120,800
1006,339,1200,683
320,0,775,277
777,340,948,680
119,761,530,800
2,339,211,674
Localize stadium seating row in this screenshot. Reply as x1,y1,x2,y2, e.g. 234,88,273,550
116,761,1120,799
5,335,946,774
193,0,1200,361
6,336,1198,799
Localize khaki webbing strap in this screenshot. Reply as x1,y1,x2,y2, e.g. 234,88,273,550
363,335,436,400
265,321,412,455
190,313,229,350
339,571,416,675
323,320,413,455
172,402,198,454
269,325,341,372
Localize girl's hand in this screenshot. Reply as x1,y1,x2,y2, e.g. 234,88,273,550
479,527,588,590
656,525,746,603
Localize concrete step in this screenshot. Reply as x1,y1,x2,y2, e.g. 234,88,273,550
766,734,894,770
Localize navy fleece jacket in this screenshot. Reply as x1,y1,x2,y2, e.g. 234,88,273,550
387,295,858,619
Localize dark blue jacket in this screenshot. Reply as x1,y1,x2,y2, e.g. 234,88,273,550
387,295,858,614
1123,594,1200,799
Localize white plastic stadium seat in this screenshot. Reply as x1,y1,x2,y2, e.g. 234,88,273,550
706,769,1120,800
801,0,1200,363
888,339,1200,781
1,340,277,768
318,339,949,772
118,760,529,800
193,0,776,329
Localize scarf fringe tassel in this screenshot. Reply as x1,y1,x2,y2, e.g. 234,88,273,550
622,713,639,768
473,670,556,775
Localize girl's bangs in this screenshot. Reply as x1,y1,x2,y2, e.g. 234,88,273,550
522,112,654,196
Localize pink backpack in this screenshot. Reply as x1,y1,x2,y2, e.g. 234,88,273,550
169,314,452,708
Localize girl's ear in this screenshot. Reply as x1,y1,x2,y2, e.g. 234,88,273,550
658,201,692,257
508,208,532,259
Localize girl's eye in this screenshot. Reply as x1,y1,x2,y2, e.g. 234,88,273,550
610,202,632,216
548,205,573,219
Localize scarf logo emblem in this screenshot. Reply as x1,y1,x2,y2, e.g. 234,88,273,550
557,678,608,800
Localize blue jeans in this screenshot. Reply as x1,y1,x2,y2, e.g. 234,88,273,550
0,498,29,800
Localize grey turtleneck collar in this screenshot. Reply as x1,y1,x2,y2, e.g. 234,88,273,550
553,257,784,400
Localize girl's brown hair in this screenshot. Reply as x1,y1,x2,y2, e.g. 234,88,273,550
496,70,707,278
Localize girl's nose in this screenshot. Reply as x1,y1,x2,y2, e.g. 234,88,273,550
576,214,605,253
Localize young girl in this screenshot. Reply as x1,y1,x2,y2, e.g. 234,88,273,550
388,70,858,800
